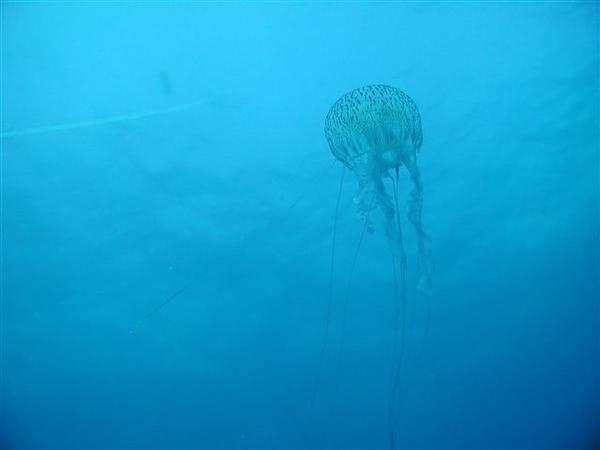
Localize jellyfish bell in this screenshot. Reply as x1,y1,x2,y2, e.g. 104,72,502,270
324,84,431,293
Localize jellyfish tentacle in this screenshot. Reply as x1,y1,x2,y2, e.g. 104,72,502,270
388,173,407,449
301,166,345,449
388,252,407,450
324,193,373,448
389,264,407,450
389,173,406,387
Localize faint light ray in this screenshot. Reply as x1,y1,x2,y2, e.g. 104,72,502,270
0,101,206,139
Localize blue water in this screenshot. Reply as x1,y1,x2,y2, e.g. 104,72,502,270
2,3,598,449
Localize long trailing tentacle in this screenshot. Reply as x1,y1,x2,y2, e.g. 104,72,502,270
301,165,345,448
388,171,407,449
389,260,407,450
389,252,400,425
388,174,403,409
323,193,373,448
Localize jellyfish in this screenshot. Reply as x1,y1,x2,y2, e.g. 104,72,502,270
324,84,431,290
312,85,432,449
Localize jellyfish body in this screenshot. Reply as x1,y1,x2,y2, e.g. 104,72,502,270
325,84,431,292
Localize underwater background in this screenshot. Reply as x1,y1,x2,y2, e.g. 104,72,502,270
1,2,598,449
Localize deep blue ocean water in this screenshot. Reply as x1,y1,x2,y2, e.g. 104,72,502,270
1,2,598,449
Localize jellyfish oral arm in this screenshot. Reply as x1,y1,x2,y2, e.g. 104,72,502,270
402,153,433,295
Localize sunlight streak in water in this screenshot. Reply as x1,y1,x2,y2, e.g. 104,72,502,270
0,102,205,139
